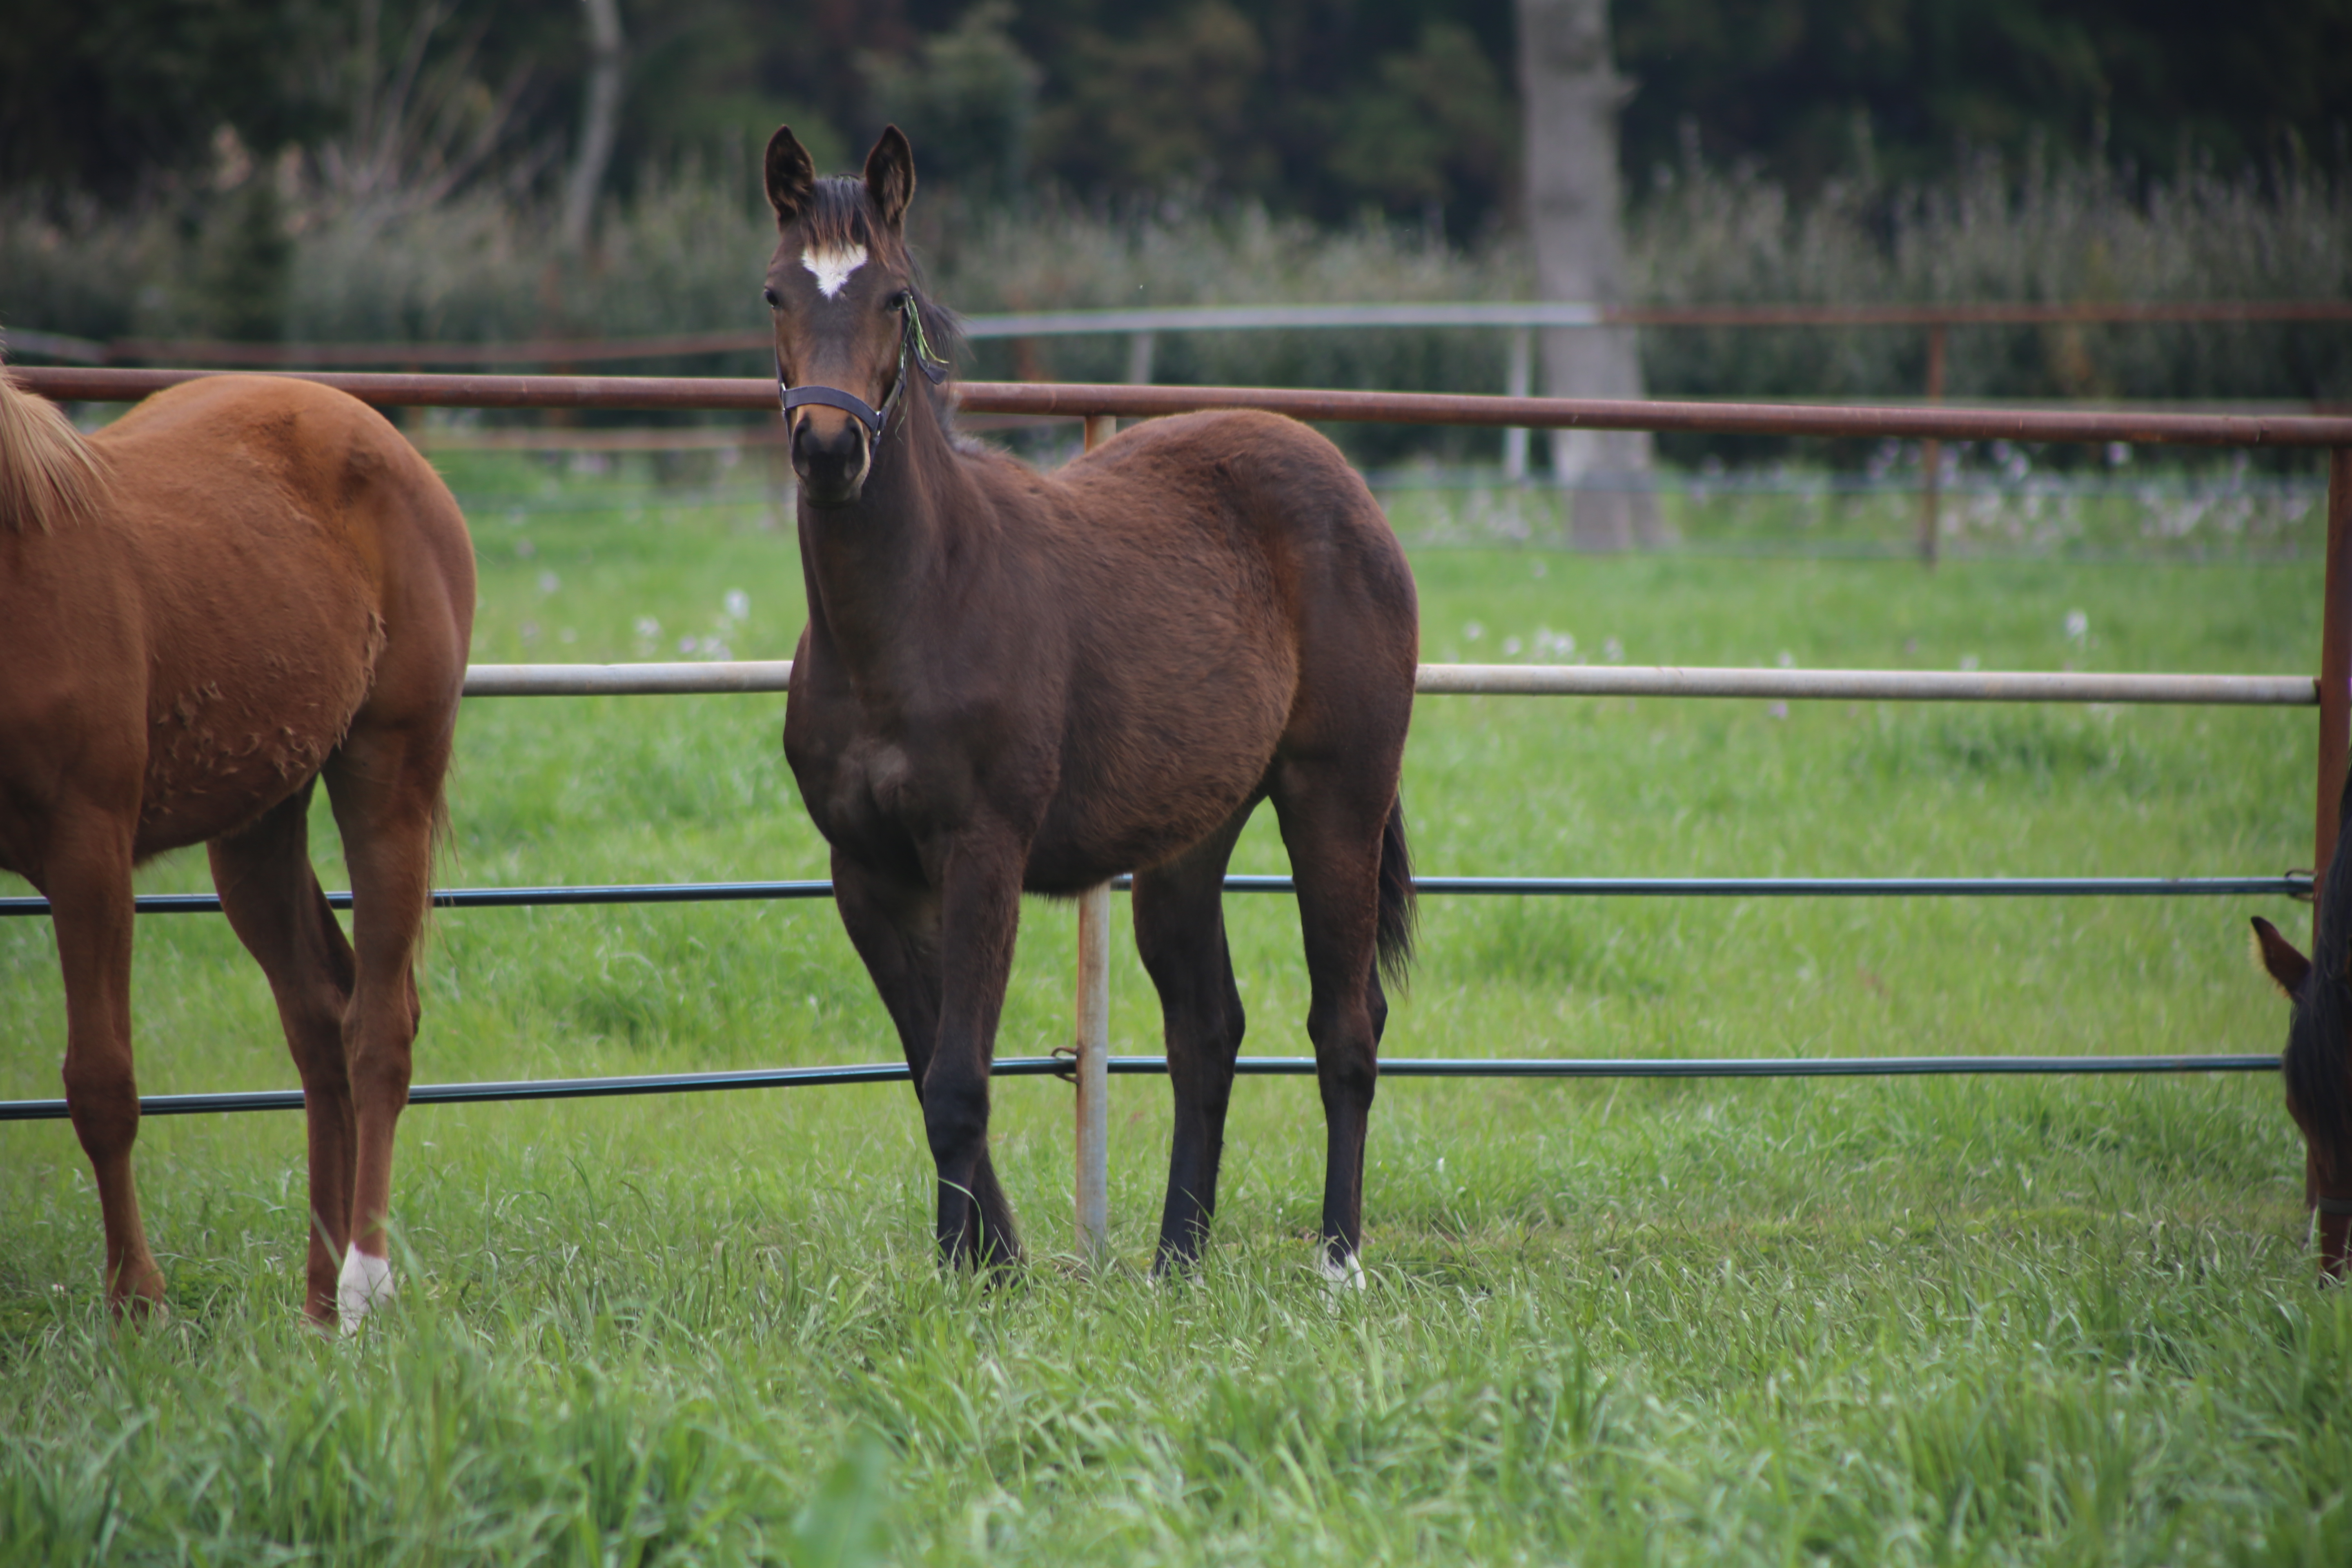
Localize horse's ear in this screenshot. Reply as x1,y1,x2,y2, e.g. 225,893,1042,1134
2255,916,2314,997
765,126,817,227
864,125,916,232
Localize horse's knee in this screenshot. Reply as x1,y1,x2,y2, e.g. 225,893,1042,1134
922,1078,989,1164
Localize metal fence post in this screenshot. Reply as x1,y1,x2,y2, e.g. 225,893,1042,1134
1072,884,1111,1265
1503,326,1532,483
1071,410,1117,1266
2317,448,2352,931
1918,321,1947,568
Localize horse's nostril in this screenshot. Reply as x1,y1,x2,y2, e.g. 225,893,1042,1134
791,417,870,499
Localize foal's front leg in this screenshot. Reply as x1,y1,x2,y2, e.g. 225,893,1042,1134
925,830,1028,1269
831,856,1021,1263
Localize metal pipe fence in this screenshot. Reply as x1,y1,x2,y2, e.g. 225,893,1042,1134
450,660,2318,704
0,1054,2282,1125
0,875,2313,923
18,366,2352,449
17,297,2352,368
2,366,2339,1241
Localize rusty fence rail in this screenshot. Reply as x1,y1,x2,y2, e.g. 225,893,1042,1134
23,301,2343,552
2,368,2343,1172
20,365,2352,449
14,297,2351,369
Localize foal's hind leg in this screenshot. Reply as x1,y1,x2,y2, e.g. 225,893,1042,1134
209,782,359,1325
316,721,449,1327
44,802,166,1313
1269,763,1395,1284
1135,803,1254,1273
832,855,1022,1265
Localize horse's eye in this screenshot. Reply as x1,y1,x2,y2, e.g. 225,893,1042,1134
886,291,910,314
762,287,780,308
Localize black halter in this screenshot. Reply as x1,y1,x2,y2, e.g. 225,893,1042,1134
777,296,951,440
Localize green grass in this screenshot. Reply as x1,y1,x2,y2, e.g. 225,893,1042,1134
2,458,2342,1564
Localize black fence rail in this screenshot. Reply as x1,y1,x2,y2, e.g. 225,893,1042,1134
0,1052,2282,1125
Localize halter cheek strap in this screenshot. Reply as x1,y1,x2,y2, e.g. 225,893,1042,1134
2318,1196,2352,1216
775,299,951,443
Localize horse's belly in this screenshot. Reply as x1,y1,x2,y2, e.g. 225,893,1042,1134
134,601,381,856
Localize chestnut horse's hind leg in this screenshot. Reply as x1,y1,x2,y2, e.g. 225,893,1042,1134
45,804,167,1314
1269,764,1395,1286
831,855,1023,1265
209,782,359,1325
316,721,449,1328
1134,802,1256,1273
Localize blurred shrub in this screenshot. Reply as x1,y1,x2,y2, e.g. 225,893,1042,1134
3,145,2346,468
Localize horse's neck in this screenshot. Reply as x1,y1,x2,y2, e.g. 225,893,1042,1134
797,404,976,682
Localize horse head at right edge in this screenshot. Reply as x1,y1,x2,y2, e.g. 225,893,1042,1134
2252,769,2352,1276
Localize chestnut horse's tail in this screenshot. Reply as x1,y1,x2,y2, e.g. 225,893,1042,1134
0,352,104,534
1376,794,1417,990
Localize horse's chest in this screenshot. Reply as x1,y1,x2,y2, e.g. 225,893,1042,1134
789,717,950,861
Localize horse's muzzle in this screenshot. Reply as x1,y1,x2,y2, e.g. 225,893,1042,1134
791,412,871,507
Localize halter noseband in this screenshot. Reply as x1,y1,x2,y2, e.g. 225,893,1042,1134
776,297,950,441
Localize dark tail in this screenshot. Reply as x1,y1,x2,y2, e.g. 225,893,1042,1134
1376,795,1416,990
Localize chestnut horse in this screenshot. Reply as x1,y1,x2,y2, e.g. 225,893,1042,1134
764,126,1418,1281
2253,774,2352,1276
0,364,474,1327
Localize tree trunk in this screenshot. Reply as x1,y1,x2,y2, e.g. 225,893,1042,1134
1516,0,1665,549
559,0,626,252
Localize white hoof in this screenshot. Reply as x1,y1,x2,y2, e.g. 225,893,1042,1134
1319,1250,1367,1293
337,1247,395,1334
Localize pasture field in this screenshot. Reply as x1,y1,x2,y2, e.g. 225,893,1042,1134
2,453,2345,1565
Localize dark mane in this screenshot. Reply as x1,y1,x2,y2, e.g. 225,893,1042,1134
2288,773,2352,1162
797,176,897,261
796,174,967,406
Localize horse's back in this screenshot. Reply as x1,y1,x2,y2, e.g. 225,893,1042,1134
1062,407,1417,716
11,376,473,860
1000,410,1415,879
1065,409,1414,631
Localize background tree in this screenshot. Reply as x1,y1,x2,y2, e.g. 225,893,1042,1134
1518,0,1661,546
8,2,2344,232
559,0,626,249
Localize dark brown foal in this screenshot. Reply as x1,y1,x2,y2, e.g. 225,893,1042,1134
763,125,1418,1279
0,367,474,1326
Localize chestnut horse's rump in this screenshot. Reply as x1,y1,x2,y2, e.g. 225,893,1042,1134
0,371,474,1326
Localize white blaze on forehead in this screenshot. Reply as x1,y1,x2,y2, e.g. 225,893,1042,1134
802,244,869,299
